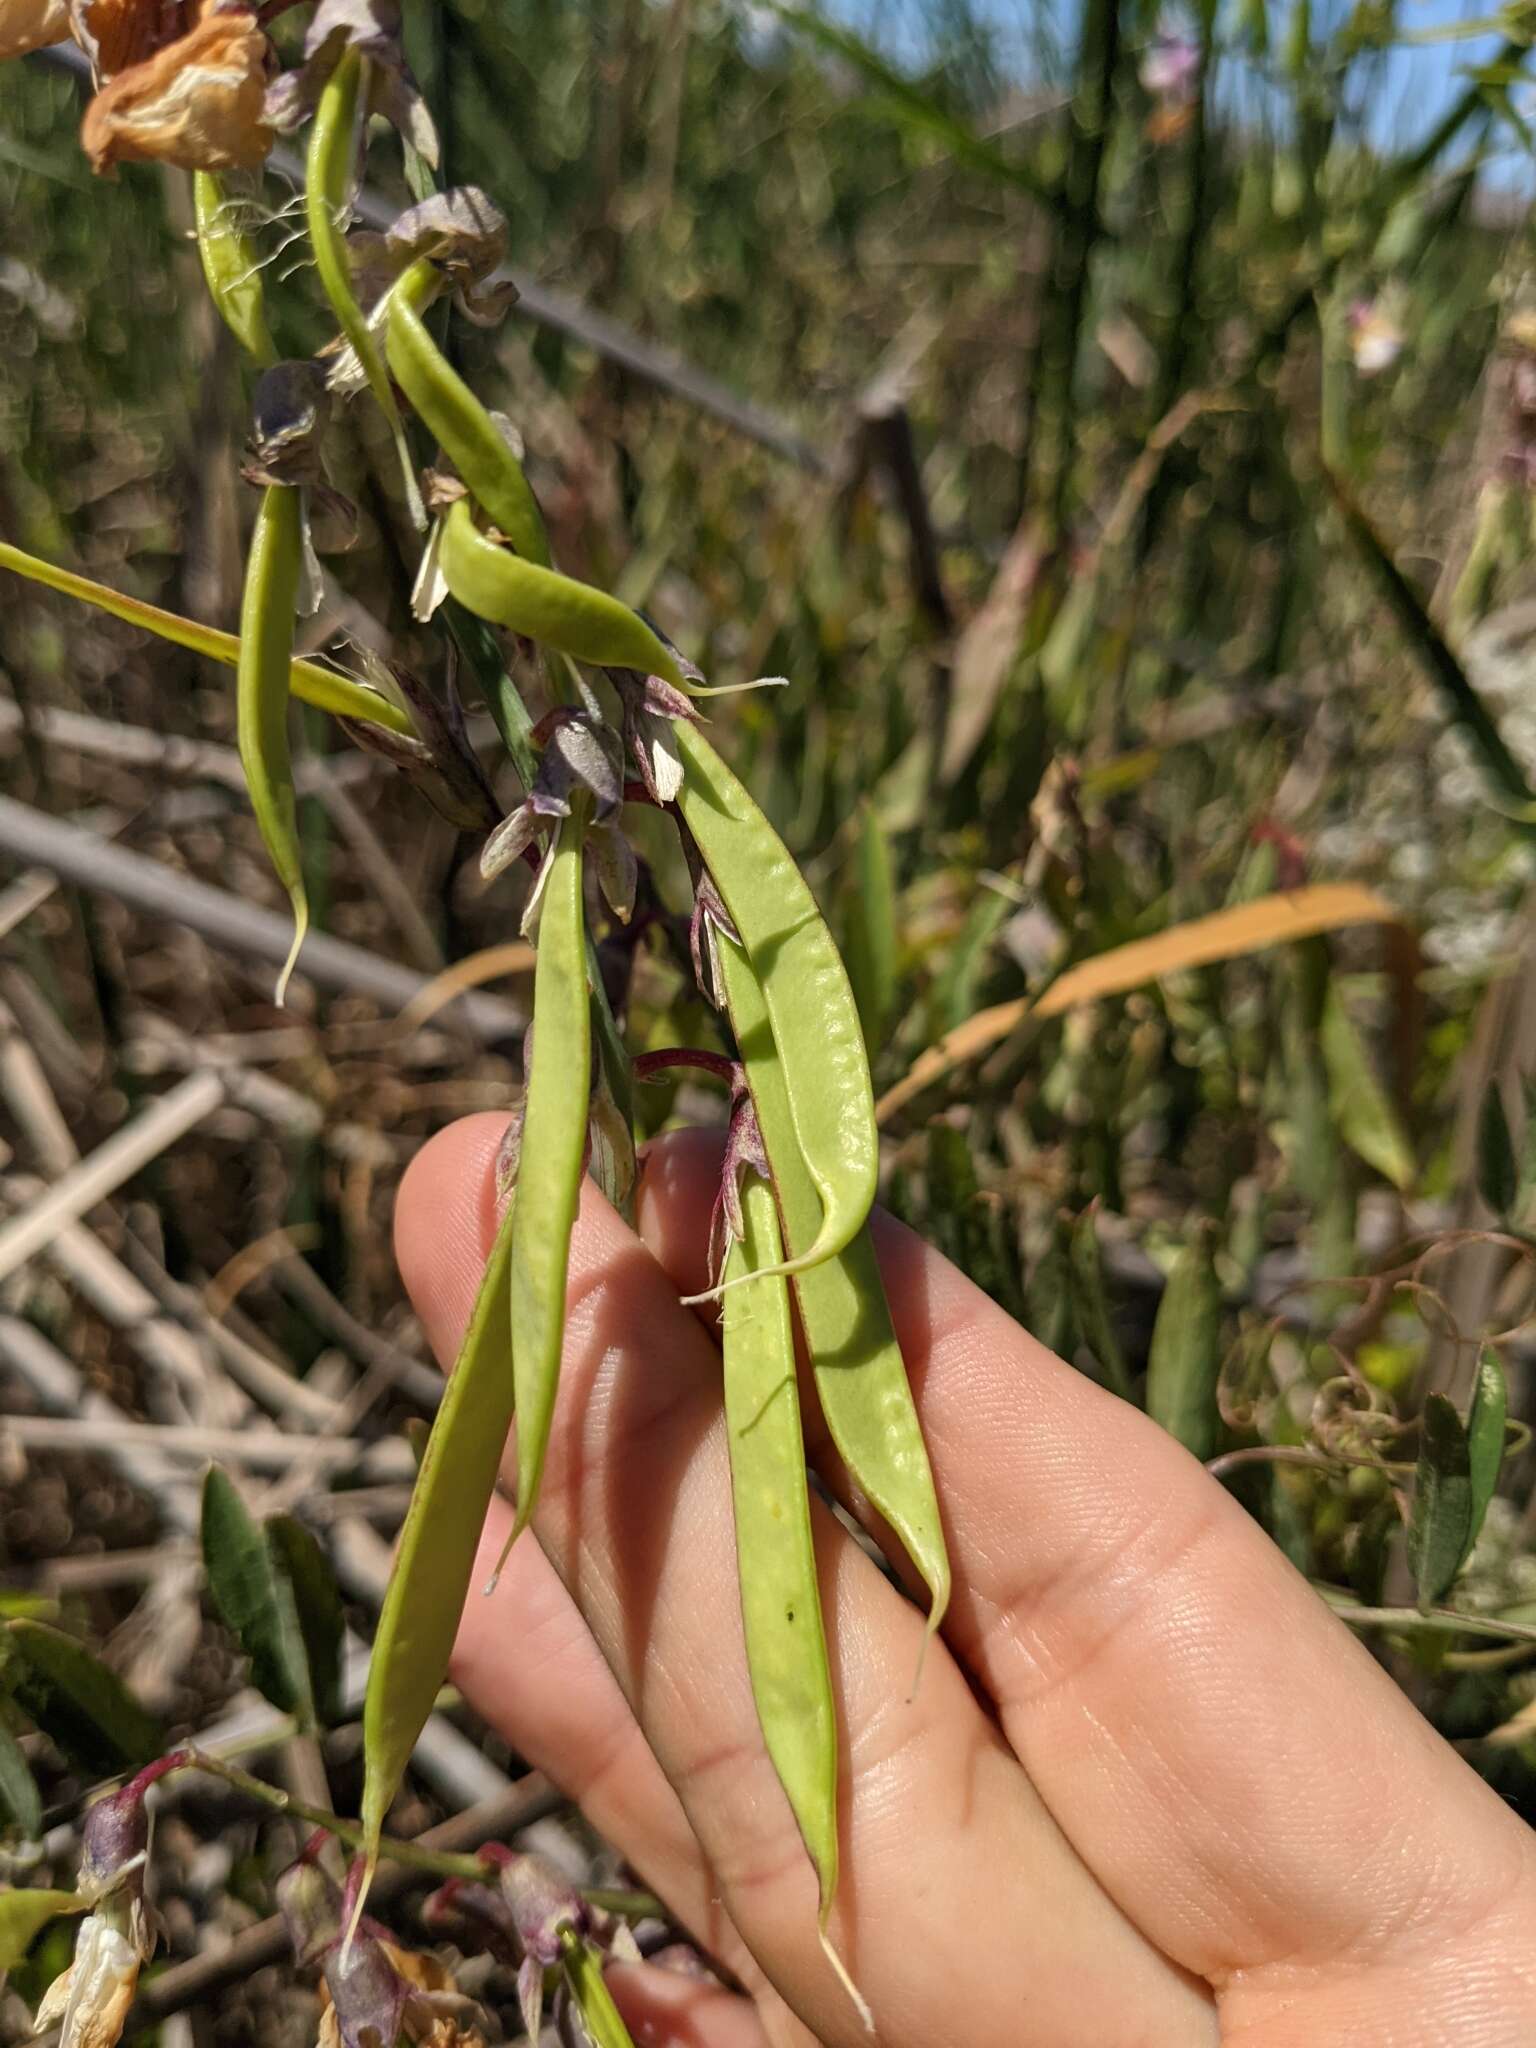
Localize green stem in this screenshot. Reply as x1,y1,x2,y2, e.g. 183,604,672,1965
560,1925,639,2048
1317,1599,1536,1646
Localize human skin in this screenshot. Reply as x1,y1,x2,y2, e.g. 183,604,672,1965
395,1115,1536,2047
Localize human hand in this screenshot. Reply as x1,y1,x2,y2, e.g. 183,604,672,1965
395,1116,1536,2047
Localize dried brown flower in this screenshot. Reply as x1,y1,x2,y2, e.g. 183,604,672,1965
80,3,273,172
0,0,72,61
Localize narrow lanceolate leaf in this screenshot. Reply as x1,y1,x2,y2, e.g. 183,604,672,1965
267,1515,345,1731
0,1889,87,1971
508,812,591,1539
360,1198,516,1880
844,802,899,1059
0,1717,41,1839
0,540,413,733
1466,1348,1508,1552
719,937,950,1636
1325,469,1536,823
201,1466,313,1725
1319,987,1415,1191
1409,1393,1475,1610
1145,1228,1222,1462
1069,1205,1134,1400
1477,1084,1519,1218
3,1620,164,1776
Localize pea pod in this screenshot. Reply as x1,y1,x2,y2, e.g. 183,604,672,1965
306,46,424,526
238,485,308,1004
437,500,686,688
720,935,950,1638
676,726,878,1287
723,1171,868,2026
507,809,592,1539
386,263,551,566
359,1196,516,1887
0,540,412,734
193,171,276,366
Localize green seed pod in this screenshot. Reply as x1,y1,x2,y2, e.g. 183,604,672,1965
718,935,950,1640
675,726,878,1288
437,500,684,687
193,171,276,367
237,485,308,1004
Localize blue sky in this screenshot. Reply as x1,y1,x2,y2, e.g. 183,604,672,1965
835,0,1531,180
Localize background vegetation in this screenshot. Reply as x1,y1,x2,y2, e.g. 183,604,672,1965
4,0,1536,2037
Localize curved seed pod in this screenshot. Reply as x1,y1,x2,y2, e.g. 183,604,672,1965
724,1175,872,2026
305,46,424,527
506,809,592,1542
238,486,308,1004
719,935,950,1641
359,1196,516,1895
437,500,686,689
193,171,276,366
0,540,412,734
385,262,551,567
674,726,877,1287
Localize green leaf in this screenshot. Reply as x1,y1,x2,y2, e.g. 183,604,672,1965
201,1467,311,1727
0,1889,86,1971
1319,988,1415,1190
1068,1206,1134,1400
769,5,1060,211
844,802,899,1058
1466,1348,1508,1548
1477,1084,1519,1216
3,1622,164,1777
266,1516,345,1730
1408,1393,1475,1609
1145,1227,1223,1462
0,1717,41,1840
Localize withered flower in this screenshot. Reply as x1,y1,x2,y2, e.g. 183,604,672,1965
0,0,72,62
80,4,274,174
70,0,184,80
33,1759,177,2048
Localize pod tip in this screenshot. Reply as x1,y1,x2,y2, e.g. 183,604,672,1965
274,899,309,1009
818,1925,874,2035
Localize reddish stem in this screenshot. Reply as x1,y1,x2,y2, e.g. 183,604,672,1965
632,1048,737,1085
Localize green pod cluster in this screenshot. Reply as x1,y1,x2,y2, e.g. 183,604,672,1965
437,499,685,687
385,263,551,567
236,485,308,1004
359,1198,516,1883
675,727,880,1289
720,936,950,1636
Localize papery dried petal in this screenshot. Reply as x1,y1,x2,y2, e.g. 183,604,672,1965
0,0,71,61
71,0,180,78
34,1913,139,2048
481,801,542,881
81,8,273,173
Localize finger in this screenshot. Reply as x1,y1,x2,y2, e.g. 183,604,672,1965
633,1130,1536,2011
398,1115,805,2039
605,1961,771,2048
397,1115,1215,2048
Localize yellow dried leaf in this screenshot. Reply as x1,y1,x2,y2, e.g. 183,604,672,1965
877,882,1403,1123
80,6,272,173
0,0,71,61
